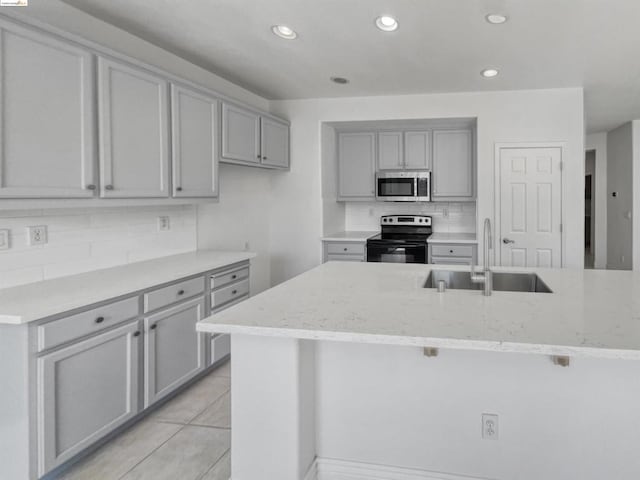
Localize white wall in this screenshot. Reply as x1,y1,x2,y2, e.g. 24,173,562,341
316,341,640,480
585,133,608,269
0,206,196,288
606,123,633,269
197,164,273,295
633,120,640,272
270,88,585,285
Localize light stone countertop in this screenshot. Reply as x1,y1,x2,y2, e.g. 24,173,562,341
427,233,477,244
0,250,255,325
198,261,640,360
321,231,378,242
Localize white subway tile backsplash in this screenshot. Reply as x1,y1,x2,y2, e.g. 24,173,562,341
345,202,477,233
0,205,197,289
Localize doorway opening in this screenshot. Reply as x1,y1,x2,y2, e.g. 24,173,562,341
585,150,596,269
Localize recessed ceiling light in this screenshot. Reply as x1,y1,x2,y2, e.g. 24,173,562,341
481,68,499,78
485,14,508,24
271,25,297,40
375,15,399,32
330,77,349,85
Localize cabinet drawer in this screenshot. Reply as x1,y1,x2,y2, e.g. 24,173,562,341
326,242,365,255
37,296,139,352
431,256,473,266
326,254,364,262
211,279,250,309
144,277,204,313
212,294,249,314
210,267,249,290
431,244,474,258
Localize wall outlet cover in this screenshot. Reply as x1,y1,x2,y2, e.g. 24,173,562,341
158,216,170,231
0,229,10,250
482,413,499,440
27,225,47,246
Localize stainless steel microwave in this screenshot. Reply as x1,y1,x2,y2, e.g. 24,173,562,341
376,171,431,202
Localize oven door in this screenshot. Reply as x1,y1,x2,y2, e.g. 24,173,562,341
376,176,416,202
366,242,427,263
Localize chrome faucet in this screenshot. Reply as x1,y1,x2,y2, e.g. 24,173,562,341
471,218,493,296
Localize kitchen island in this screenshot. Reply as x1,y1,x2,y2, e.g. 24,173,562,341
197,262,640,480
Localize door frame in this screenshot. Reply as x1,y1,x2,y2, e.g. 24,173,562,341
494,142,566,268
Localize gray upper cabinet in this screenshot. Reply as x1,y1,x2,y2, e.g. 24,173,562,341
0,22,96,198
171,84,219,198
98,57,170,198
432,129,474,200
337,132,376,201
404,131,431,170
221,103,261,164
261,117,289,168
144,297,206,407
37,321,140,476
377,132,404,170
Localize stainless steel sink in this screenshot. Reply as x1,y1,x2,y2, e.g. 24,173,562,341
424,270,552,293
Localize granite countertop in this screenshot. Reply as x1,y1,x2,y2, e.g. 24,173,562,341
427,233,477,244
198,261,640,360
0,250,255,325
321,231,379,242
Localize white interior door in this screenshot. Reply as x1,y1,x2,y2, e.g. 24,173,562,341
499,147,562,268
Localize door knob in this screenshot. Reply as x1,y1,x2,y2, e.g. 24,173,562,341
503,238,515,245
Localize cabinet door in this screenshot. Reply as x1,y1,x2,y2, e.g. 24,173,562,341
404,131,431,170
432,130,474,199
171,84,218,197
98,57,170,198
260,117,289,168
144,297,206,407
0,23,95,198
377,132,404,170
337,132,376,200
221,103,260,164
37,321,140,476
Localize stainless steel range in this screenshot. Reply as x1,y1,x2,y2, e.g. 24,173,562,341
366,215,432,263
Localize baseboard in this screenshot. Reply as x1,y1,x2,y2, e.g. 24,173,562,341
304,458,494,480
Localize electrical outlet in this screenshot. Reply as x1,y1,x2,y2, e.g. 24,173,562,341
244,241,250,251
0,229,10,250
482,414,499,440
27,225,47,246
442,207,449,218
158,216,170,231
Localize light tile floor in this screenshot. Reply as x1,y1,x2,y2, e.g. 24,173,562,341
57,361,231,480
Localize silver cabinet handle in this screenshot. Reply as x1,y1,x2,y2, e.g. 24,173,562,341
86,184,96,190
105,185,114,190
503,238,515,245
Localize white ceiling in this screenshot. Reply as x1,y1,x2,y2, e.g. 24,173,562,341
59,0,640,133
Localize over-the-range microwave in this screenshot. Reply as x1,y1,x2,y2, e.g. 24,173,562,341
376,171,431,202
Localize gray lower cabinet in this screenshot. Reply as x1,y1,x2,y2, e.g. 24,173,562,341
37,321,140,476
337,132,376,201
323,241,366,262
428,243,478,266
144,297,206,407
432,129,474,200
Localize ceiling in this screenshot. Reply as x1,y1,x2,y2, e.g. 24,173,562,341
58,0,640,133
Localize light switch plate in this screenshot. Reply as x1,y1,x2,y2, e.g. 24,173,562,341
0,229,10,250
27,225,47,246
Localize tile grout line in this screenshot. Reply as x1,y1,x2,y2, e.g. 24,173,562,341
194,447,231,480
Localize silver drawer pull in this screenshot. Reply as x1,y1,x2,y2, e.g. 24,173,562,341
177,289,185,296
231,289,237,295
95,316,105,324
231,274,237,280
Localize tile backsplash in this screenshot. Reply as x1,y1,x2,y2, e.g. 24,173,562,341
0,205,197,289
345,202,476,233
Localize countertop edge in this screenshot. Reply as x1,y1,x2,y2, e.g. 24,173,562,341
1,250,256,325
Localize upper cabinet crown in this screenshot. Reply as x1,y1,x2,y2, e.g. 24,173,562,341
97,57,170,198
0,22,96,198
221,102,290,169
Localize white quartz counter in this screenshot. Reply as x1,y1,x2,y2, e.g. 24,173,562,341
427,233,477,244
321,231,378,242
198,261,640,360
0,250,255,325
